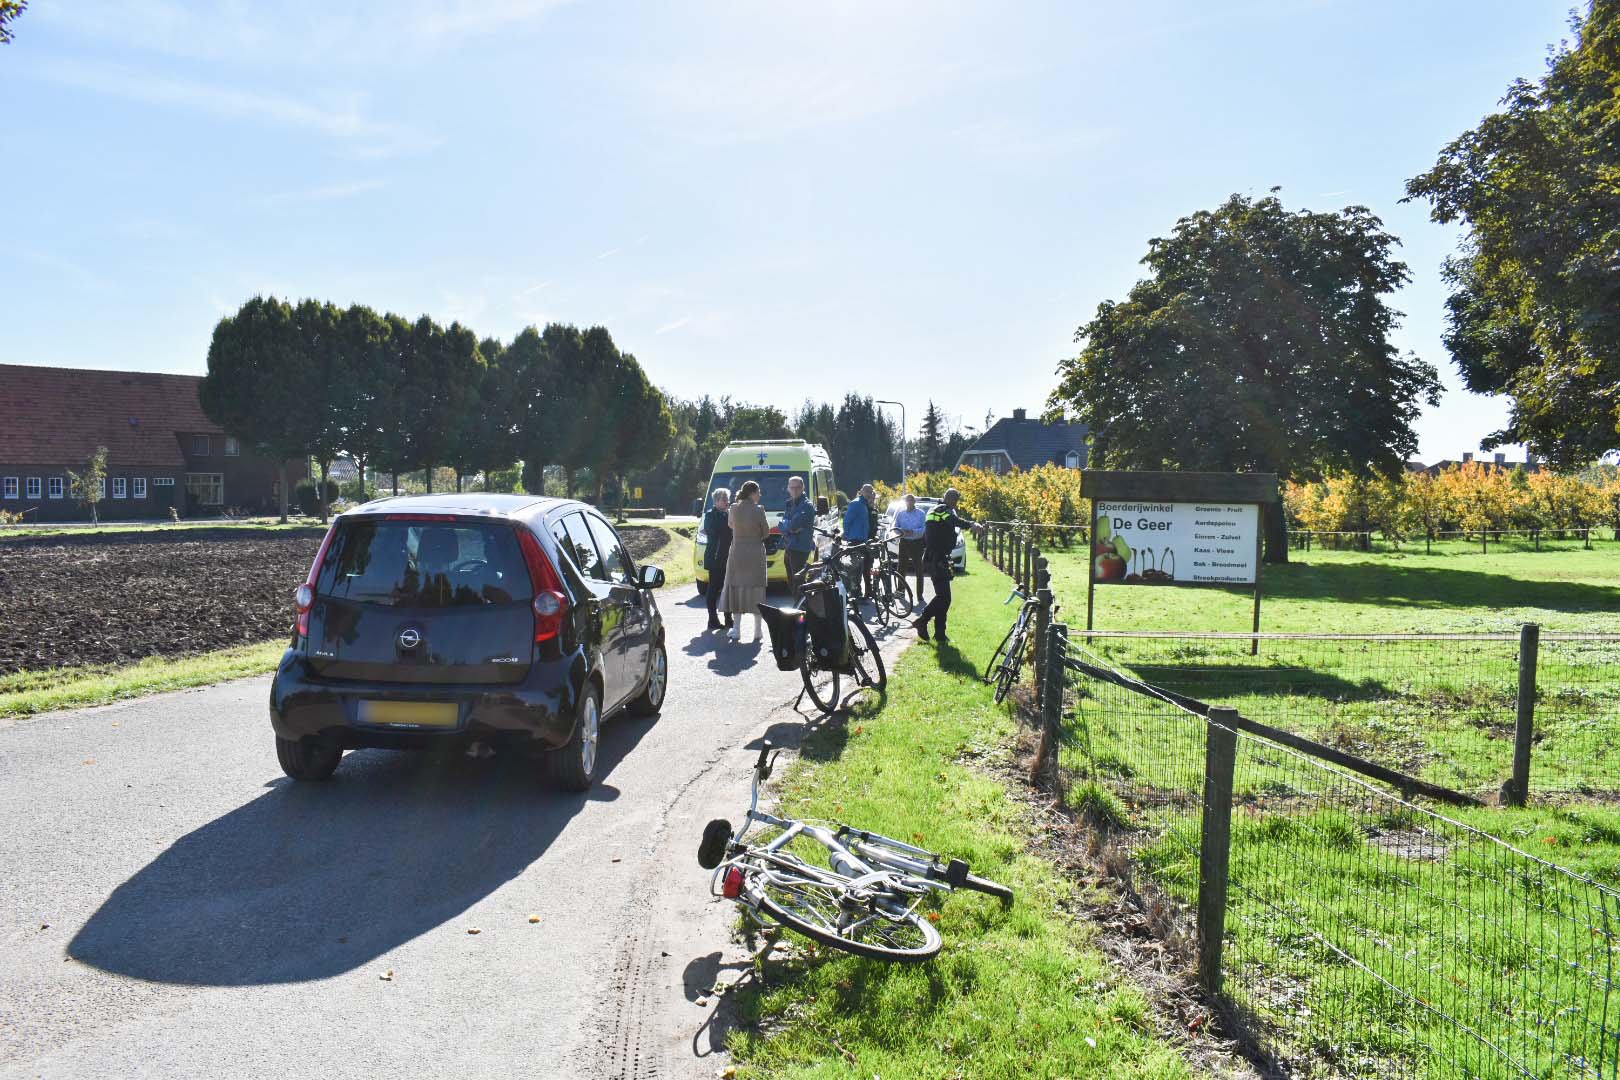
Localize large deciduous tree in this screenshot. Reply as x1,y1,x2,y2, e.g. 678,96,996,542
202,296,310,522
1,0,27,45
1404,1,1620,468
1048,191,1440,560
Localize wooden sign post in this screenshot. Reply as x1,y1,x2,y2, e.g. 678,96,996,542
1083,470,1277,655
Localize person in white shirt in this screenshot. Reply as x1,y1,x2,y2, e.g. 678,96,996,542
893,493,928,608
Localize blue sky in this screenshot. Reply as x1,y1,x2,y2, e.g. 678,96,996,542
1,0,1575,462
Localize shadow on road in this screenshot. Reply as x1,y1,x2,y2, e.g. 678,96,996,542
681,628,763,676
67,717,654,986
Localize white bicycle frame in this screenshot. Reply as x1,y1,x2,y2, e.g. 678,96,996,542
709,761,951,935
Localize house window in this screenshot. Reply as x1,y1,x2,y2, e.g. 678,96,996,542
2,477,15,499
1064,450,1081,469
224,436,241,457
96,478,106,498
113,477,127,498
26,477,41,499
192,435,210,456
186,472,224,506
153,477,175,487
133,477,148,498
48,477,64,499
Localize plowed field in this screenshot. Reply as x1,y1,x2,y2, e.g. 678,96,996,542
0,524,671,674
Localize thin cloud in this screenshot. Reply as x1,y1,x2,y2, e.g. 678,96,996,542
656,316,693,335
596,247,622,260
955,117,1116,160
32,60,431,155
256,179,387,207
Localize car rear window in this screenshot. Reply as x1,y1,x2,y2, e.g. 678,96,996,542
316,520,532,607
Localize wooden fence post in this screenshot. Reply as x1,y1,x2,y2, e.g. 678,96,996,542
1031,622,1067,789
1033,556,1051,711
1198,706,1239,996
1506,623,1540,807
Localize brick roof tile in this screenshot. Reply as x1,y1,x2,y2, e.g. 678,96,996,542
0,364,223,468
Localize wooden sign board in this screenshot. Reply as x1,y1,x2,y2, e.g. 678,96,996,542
1083,471,1278,653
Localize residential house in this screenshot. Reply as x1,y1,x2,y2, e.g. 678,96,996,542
955,409,1091,474
0,364,306,522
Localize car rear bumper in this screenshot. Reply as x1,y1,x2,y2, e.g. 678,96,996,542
269,648,582,752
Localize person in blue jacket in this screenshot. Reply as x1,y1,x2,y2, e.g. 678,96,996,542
781,475,816,587
842,484,876,598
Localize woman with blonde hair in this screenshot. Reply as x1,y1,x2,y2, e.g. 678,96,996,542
721,479,769,642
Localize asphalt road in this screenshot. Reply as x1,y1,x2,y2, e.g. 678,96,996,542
0,590,902,1079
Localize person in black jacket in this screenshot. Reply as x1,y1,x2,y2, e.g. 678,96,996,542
702,488,734,632
911,488,984,644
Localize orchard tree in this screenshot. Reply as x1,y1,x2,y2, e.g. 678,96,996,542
1406,0,1620,467
1049,191,1441,561
69,446,108,524
202,296,310,522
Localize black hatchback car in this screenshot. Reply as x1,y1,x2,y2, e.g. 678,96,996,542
269,494,668,790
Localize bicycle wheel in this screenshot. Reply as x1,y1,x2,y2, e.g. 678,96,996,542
801,657,842,715
983,621,1016,683
883,575,913,620
846,614,886,692
992,630,1025,704
869,572,893,629
754,872,942,963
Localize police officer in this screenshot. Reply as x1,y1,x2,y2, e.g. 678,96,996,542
911,487,984,644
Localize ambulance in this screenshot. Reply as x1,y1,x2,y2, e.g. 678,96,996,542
693,439,838,594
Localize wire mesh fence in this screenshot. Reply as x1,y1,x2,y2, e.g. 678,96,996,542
1288,529,1615,554
1055,634,1620,1080
1075,631,1620,798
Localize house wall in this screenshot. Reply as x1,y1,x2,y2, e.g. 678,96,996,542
0,443,306,523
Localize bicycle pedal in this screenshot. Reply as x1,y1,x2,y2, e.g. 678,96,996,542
698,818,734,870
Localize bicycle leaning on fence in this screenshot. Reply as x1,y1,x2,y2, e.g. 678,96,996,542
758,528,887,716
698,741,1014,962
984,584,1043,704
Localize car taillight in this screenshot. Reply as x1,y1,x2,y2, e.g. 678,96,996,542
722,865,745,899
295,525,338,638
518,528,570,643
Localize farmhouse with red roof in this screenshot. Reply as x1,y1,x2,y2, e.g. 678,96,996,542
0,364,306,522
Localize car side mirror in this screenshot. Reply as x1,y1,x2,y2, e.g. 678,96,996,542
638,564,666,589
815,495,829,516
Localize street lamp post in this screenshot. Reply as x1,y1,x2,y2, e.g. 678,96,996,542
875,399,907,491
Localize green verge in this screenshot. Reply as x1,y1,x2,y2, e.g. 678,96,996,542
724,565,1196,1079
641,522,697,588
0,641,288,720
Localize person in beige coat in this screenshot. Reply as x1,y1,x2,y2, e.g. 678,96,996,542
722,480,769,642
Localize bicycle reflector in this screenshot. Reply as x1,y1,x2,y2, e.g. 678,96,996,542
722,866,746,899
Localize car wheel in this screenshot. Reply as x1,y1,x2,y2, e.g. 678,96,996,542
545,685,601,791
275,736,342,782
627,640,668,717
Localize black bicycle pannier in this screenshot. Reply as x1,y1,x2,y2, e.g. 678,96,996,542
800,581,851,672
758,604,808,672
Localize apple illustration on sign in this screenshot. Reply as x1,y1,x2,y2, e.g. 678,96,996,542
1092,516,1131,580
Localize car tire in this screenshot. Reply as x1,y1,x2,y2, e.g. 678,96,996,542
627,640,668,717
545,685,602,792
276,736,341,782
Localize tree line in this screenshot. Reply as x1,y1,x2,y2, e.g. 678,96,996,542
202,297,676,521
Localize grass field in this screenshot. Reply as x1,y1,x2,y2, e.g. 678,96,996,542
725,567,1203,1078
1039,544,1620,795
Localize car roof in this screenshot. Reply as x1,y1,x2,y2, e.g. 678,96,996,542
346,492,572,519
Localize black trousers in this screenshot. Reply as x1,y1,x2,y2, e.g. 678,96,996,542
916,563,953,636
706,561,731,626
784,548,810,589
898,539,926,601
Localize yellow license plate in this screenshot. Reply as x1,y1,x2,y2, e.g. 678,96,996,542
358,700,459,728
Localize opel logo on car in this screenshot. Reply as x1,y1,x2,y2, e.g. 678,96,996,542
397,627,422,650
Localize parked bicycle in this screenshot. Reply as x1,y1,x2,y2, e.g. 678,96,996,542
868,528,915,623
759,528,886,716
984,584,1040,704
698,741,1013,962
